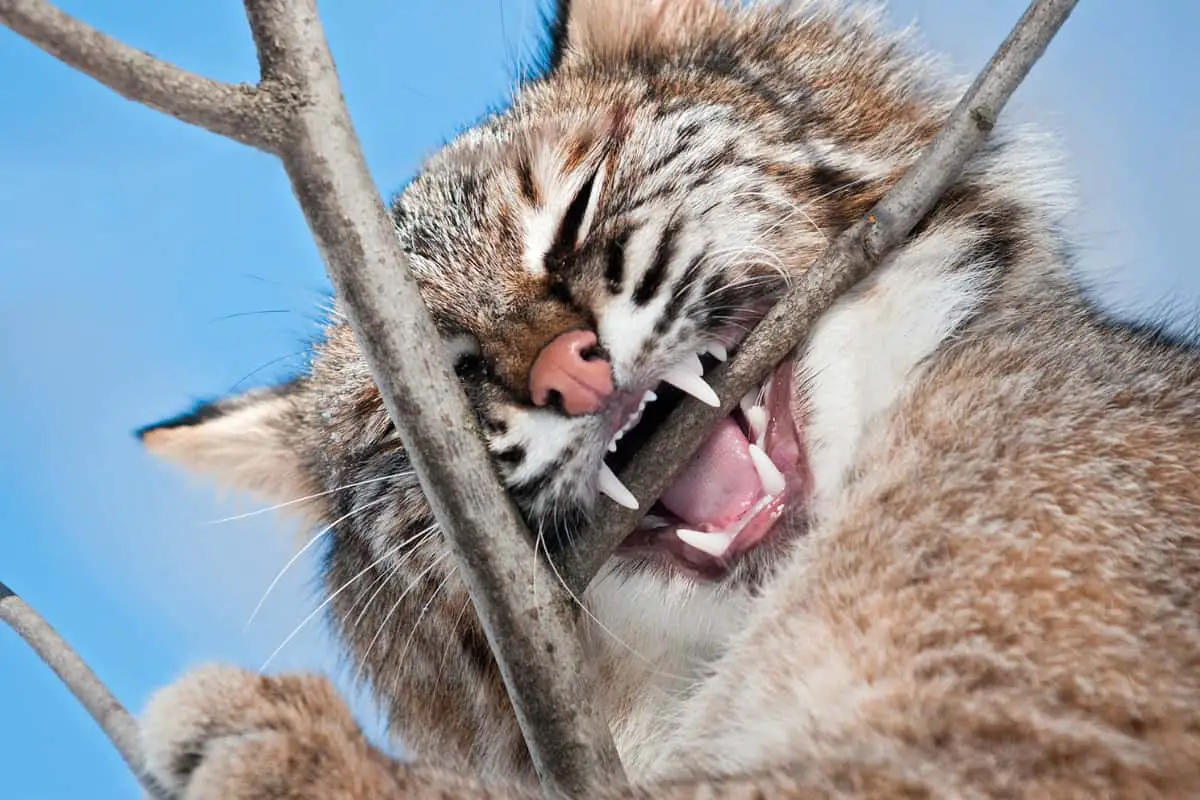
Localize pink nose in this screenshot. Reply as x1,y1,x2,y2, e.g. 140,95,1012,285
529,330,613,416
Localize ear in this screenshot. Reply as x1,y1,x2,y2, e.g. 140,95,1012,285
137,381,315,505
548,0,728,66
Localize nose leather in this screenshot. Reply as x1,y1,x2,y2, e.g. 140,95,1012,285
528,330,613,416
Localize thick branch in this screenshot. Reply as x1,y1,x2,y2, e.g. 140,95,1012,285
0,581,167,798
238,1,624,795
560,0,1080,593
0,0,282,152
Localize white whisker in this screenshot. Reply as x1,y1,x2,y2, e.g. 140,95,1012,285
538,525,692,684
258,533,414,673
244,494,393,629
204,471,412,525
354,549,453,683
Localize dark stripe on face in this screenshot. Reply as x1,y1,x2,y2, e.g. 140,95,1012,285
645,123,700,176
605,230,627,294
516,155,539,205
545,170,598,272
634,218,680,306
809,163,855,199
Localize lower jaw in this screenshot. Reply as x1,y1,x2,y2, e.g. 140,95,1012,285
614,357,809,581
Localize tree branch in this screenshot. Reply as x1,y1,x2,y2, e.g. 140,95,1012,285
558,0,1080,593
0,0,283,152
229,2,626,795
0,580,168,798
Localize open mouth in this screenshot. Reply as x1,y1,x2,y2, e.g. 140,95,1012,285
597,346,809,580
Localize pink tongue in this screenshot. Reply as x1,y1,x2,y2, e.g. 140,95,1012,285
659,417,763,528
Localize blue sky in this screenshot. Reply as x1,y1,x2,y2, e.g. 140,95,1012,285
0,1,1196,797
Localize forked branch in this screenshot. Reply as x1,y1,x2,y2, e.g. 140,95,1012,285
0,0,283,152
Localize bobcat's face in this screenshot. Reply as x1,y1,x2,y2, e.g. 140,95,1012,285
390,92,822,582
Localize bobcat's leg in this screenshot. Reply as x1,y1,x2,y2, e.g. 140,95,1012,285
139,665,519,800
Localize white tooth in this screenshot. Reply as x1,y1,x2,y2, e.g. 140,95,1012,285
740,389,759,418
662,364,720,407
746,405,769,444
598,463,638,509
644,390,658,403
706,343,728,362
683,352,705,375
676,528,736,558
748,444,786,496
608,441,618,453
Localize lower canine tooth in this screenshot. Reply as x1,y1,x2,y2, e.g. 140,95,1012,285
598,463,638,509
748,444,786,496
746,405,768,444
677,528,736,558
706,343,728,362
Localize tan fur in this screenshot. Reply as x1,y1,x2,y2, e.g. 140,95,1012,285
137,1,1200,798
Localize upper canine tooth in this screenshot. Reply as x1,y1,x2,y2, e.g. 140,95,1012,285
598,462,638,509
682,353,705,376
676,528,736,558
747,444,786,496
706,343,728,362
662,364,720,407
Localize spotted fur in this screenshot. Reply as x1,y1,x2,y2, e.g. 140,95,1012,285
139,1,1200,797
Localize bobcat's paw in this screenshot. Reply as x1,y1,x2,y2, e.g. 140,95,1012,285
140,664,398,799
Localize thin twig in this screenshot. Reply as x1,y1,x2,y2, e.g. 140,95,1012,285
234,2,625,795
559,0,1080,594
0,580,168,799
0,0,283,152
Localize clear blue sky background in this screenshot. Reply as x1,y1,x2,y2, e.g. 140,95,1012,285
0,1,1196,797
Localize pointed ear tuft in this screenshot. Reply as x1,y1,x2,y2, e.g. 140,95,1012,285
138,382,316,506
550,0,728,65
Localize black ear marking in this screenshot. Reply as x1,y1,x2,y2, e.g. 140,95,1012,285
543,0,573,74
134,400,226,440
134,380,303,442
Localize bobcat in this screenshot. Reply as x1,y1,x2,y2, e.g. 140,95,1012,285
136,0,1200,797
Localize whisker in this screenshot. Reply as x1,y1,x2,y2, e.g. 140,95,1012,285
228,349,310,393
347,526,438,633
434,594,474,692
394,563,458,673
206,309,294,324
539,526,692,684
354,549,453,684
204,471,413,525
258,534,414,673
244,494,392,629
